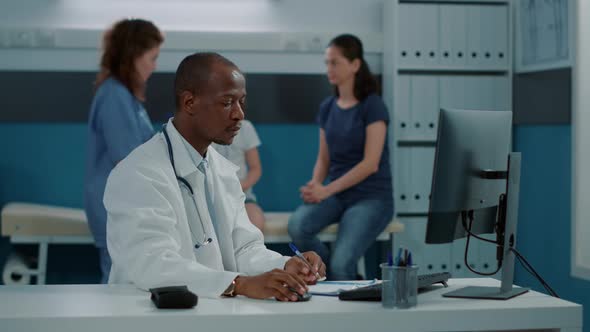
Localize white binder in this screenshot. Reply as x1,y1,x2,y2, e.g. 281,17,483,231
397,4,417,68
492,5,509,68
479,5,497,68
467,5,484,68
493,76,511,111
477,76,495,111
411,75,439,141
461,75,508,111
440,75,466,111
399,146,431,214
439,4,468,68
398,4,439,68
395,75,412,141
419,4,440,68
413,146,436,213
409,147,422,213
425,243,453,274
394,146,412,213
410,76,424,140
462,76,488,110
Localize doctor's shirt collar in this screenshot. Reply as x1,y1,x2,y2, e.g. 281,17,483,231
164,118,209,177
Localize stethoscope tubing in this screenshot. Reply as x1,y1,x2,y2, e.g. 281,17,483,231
162,124,213,249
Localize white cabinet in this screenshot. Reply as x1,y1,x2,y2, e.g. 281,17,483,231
398,3,509,71
385,0,513,279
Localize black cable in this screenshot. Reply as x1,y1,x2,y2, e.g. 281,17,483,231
512,254,556,297
463,212,502,276
467,232,497,244
510,249,549,291
461,211,496,244
510,248,559,298
459,210,559,297
510,249,556,297
510,254,545,292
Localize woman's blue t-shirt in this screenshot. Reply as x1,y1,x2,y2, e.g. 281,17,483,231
317,94,393,203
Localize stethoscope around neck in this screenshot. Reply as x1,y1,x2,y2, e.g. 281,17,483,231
162,124,213,250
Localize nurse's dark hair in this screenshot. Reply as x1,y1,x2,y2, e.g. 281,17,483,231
174,52,239,109
95,18,163,101
328,34,378,101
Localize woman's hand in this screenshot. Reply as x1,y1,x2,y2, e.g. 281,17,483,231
300,182,331,203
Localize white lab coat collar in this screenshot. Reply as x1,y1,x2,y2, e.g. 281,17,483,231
164,118,198,178
164,118,237,179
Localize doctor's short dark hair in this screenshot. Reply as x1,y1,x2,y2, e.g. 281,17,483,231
174,52,239,109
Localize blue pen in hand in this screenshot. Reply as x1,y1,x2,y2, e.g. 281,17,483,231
289,243,326,281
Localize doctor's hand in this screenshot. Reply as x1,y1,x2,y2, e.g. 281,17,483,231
284,251,326,285
234,269,308,302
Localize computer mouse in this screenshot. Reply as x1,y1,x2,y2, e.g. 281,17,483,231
288,288,312,302
297,291,312,301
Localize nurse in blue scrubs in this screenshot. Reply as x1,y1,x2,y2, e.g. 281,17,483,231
85,19,163,283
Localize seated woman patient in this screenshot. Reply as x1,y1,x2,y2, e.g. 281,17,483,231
288,34,394,280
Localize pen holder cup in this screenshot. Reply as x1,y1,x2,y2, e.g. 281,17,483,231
380,263,418,309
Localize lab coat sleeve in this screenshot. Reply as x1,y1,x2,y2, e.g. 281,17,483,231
105,161,238,298
232,203,290,275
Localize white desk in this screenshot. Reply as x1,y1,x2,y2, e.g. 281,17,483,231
0,278,581,332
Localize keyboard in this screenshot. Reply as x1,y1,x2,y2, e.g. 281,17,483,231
338,272,451,301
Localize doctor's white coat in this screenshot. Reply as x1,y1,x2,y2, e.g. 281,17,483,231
104,120,288,298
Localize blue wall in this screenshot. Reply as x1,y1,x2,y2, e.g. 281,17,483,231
0,124,86,209
253,124,318,211
513,125,588,330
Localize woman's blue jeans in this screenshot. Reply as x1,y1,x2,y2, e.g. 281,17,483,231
288,196,394,280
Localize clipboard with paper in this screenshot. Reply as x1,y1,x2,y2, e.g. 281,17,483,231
308,280,380,296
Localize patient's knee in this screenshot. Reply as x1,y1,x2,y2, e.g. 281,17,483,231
287,214,304,238
329,256,356,280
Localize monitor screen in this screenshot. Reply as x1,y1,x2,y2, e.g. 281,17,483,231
426,109,512,244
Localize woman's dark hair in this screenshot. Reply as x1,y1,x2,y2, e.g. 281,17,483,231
95,18,163,101
328,34,378,101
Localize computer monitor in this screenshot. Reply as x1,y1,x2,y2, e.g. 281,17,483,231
425,109,529,300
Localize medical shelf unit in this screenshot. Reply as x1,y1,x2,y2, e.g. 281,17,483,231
382,0,513,277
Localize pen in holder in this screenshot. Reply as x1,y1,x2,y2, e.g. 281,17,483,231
380,263,418,309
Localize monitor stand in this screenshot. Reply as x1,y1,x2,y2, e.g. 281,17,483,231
443,152,529,300
443,286,528,300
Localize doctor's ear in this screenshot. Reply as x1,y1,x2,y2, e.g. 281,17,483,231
179,91,198,115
